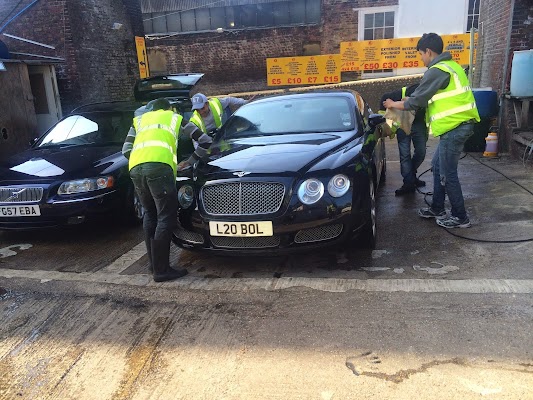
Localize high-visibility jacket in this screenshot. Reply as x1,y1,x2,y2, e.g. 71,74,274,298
190,98,224,133
129,110,182,176
426,60,480,137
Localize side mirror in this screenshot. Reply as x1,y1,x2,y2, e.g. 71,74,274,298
368,113,386,129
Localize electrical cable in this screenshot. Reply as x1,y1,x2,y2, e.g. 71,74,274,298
415,152,533,243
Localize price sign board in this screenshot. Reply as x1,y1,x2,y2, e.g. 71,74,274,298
340,33,477,71
267,54,341,86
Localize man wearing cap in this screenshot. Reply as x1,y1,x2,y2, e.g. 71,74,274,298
189,93,249,146
122,98,213,282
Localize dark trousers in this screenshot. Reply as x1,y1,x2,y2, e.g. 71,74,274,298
129,162,177,244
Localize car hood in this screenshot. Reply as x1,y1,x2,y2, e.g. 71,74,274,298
198,132,361,179
0,145,127,184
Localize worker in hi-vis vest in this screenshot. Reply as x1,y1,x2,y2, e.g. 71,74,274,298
379,84,428,196
122,98,213,282
189,93,250,148
383,32,480,229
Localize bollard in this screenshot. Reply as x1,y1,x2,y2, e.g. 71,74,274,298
483,132,498,157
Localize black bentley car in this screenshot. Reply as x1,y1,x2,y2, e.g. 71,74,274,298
172,90,386,253
0,74,203,229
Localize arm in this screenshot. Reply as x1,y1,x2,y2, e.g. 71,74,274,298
177,121,213,170
219,96,248,110
402,69,450,111
121,126,136,159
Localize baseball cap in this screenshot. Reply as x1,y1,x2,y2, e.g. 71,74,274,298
191,93,208,110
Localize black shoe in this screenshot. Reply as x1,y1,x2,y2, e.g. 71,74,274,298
153,267,188,282
395,184,416,196
415,178,426,187
151,238,188,282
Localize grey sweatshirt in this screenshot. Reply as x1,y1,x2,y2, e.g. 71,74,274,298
403,52,453,111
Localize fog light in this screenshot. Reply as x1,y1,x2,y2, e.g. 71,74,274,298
67,216,85,225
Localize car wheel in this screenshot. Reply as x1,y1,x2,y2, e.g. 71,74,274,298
359,177,377,249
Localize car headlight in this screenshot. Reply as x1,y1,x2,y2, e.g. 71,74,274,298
178,184,194,209
297,178,324,205
328,174,350,197
57,177,114,195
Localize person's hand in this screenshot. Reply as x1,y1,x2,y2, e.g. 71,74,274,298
177,160,191,171
382,98,395,109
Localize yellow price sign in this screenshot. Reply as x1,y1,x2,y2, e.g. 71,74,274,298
135,36,150,78
340,33,477,71
267,54,341,86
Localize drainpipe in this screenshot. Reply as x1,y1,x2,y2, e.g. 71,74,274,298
497,0,516,152
0,0,41,34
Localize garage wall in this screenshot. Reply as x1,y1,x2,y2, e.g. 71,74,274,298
0,62,37,160
147,0,398,96
2,0,144,113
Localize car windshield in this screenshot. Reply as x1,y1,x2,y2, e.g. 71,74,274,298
222,96,354,138
36,111,133,147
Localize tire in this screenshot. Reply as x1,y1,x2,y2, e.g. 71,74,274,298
358,177,377,249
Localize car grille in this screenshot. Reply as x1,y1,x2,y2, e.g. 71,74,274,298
0,187,43,203
202,182,285,215
294,224,344,244
174,228,205,244
210,236,281,249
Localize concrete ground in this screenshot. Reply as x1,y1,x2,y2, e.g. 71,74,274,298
0,135,532,399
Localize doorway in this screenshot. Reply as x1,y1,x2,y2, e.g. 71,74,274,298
28,65,62,134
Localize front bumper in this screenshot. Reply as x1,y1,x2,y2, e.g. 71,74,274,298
0,190,120,230
173,194,368,255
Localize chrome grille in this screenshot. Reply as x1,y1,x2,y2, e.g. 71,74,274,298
202,182,285,215
0,187,43,203
294,224,343,244
173,228,204,244
211,236,281,249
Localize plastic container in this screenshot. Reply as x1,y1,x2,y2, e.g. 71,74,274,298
483,132,498,157
510,49,533,98
472,88,498,117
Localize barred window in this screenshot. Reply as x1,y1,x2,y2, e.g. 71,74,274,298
467,0,480,32
143,0,321,35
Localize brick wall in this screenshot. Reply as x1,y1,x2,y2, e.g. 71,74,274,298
474,0,533,156
3,0,142,113
147,0,398,96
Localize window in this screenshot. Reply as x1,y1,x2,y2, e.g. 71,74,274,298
467,0,480,32
358,7,397,76
143,0,321,34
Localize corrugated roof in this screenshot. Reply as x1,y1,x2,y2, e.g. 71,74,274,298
141,0,288,13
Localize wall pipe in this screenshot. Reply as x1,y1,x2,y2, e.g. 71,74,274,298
497,0,516,152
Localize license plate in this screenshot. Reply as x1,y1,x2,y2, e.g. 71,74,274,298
0,205,41,217
209,221,273,237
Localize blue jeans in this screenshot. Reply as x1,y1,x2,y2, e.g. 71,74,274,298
396,119,428,186
129,162,177,243
431,123,474,219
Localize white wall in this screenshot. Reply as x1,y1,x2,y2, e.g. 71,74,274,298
395,0,469,75
397,0,469,38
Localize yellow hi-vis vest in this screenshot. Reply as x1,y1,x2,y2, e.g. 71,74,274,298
128,110,182,176
426,60,480,137
190,98,224,133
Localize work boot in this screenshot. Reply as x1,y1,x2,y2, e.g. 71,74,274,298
394,184,416,196
151,238,188,282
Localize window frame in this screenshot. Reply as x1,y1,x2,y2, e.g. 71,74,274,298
356,5,399,79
